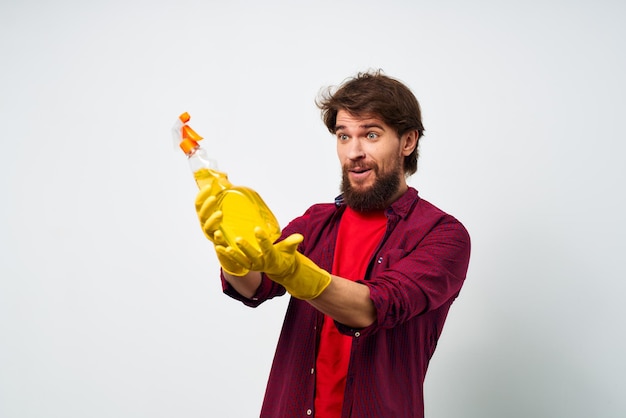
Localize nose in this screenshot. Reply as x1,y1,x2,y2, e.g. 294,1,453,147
346,138,366,160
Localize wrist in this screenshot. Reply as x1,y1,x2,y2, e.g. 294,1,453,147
223,270,262,299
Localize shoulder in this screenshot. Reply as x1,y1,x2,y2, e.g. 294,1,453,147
296,199,343,222
405,190,470,242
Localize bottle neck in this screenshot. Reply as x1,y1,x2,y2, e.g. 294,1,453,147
187,145,219,172
187,145,232,190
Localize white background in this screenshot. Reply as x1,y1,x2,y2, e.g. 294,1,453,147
1,1,625,417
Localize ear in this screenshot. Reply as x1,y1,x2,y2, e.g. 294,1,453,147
400,130,419,156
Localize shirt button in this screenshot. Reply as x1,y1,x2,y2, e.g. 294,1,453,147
306,409,312,415
354,332,361,337
310,368,315,374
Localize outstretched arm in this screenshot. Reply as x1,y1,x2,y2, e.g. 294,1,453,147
219,229,376,329
306,276,376,329
222,269,375,329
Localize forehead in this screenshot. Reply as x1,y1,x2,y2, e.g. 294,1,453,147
335,109,388,131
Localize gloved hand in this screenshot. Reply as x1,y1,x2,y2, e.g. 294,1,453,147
195,187,221,243
213,228,250,276
216,227,331,300
195,187,249,276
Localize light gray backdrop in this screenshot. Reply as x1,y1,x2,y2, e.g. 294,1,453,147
1,1,624,417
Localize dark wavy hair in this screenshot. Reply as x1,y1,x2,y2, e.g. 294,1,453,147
316,70,425,176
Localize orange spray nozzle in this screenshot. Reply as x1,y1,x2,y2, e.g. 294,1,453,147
173,112,203,154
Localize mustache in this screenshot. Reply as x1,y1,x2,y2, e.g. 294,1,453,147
343,163,376,172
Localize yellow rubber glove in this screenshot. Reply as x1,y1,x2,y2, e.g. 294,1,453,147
195,187,249,276
195,187,221,243
217,228,331,300
213,228,249,276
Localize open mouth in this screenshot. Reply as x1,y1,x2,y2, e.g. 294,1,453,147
349,165,371,174
348,166,373,183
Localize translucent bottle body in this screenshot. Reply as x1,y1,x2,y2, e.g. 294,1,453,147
190,150,281,252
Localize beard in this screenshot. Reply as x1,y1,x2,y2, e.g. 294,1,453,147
341,160,402,212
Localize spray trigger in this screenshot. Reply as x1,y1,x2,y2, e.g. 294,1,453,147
172,112,203,154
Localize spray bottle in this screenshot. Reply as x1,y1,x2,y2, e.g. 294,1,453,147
173,112,281,252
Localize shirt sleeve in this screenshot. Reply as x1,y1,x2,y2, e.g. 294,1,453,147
221,271,287,307
353,215,471,336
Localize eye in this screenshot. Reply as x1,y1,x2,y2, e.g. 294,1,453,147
337,133,350,141
367,132,379,140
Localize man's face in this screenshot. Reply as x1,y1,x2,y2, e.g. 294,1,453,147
335,110,416,211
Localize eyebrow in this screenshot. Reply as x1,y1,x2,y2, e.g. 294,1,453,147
361,123,385,130
334,123,385,132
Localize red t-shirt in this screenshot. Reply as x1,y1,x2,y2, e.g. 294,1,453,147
314,206,387,417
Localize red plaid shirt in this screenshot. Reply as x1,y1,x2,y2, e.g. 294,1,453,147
222,187,471,417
